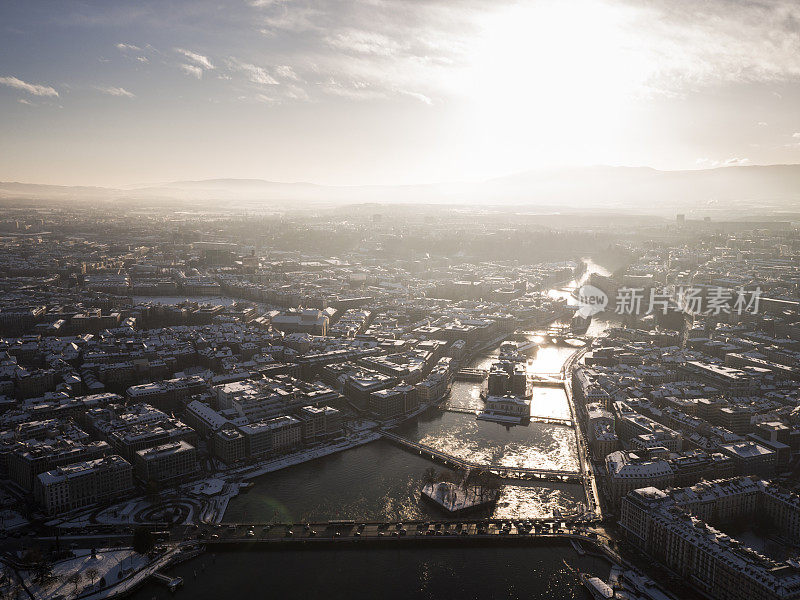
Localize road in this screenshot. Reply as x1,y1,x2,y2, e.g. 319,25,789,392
561,343,604,520
193,518,603,546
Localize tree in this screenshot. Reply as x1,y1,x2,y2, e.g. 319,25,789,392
485,474,502,495
469,470,490,499
85,567,100,587
132,526,154,555
32,560,54,585
66,572,82,593
437,470,452,484
422,467,438,486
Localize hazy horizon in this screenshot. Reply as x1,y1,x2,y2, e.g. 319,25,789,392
2,0,800,188
3,161,800,190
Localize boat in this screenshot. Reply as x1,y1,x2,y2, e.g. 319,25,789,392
577,565,678,600
580,572,615,599
612,566,677,600
570,538,586,556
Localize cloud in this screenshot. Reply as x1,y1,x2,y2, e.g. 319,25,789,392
249,0,800,106
254,93,279,104
115,43,141,51
321,78,386,100
0,76,59,97
96,86,135,98
325,30,403,57
247,1,488,104
180,64,204,79
176,48,214,70
274,65,300,81
399,90,433,105
17,98,34,105
227,59,279,85
249,0,290,6
724,157,751,166
793,132,800,138
695,157,751,168
628,0,800,90
757,122,767,126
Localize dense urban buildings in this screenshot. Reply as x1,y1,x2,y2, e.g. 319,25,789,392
0,203,799,600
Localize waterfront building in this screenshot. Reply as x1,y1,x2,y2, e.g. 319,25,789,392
34,455,132,515
262,415,302,453
343,369,396,409
369,384,417,420
414,357,453,403
620,478,800,600
297,405,342,440
9,439,110,491
239,420,276,458
212,425,246,465
133,440,198,485
586,403,618,458
605,450,673,505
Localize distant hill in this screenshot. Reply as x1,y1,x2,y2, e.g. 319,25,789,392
479,164,800,213
2,164,799,216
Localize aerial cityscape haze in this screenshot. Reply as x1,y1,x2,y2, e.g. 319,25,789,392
2,1,800,600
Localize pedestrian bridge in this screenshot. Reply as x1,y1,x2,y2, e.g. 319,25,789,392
381,432,583,483
441,407,572,427
529,372,566,387
454,368,488,381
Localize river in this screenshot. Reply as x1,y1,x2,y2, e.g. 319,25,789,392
223,259,612,523
130,258,614,600
132,545,610,600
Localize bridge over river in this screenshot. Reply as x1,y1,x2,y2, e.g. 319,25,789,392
198,519,603,550
440,407,572,426
381,432,583,483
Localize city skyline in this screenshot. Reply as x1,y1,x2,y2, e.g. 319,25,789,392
2,0,800,187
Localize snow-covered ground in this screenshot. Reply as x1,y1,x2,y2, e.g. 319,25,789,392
230,431,381,483
0,509,28,530
21,548,150,600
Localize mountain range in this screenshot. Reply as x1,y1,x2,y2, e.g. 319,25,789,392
2,164,799,217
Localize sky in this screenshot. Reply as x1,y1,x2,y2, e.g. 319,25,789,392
1,0,800,187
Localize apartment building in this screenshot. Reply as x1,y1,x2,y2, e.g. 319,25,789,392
34,455,133,515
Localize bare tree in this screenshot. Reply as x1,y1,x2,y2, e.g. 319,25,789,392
66,572,82,593
85,567,100,587
437,470,452,483
422,467,438,486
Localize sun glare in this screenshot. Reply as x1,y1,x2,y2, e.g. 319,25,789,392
454,0,653,171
